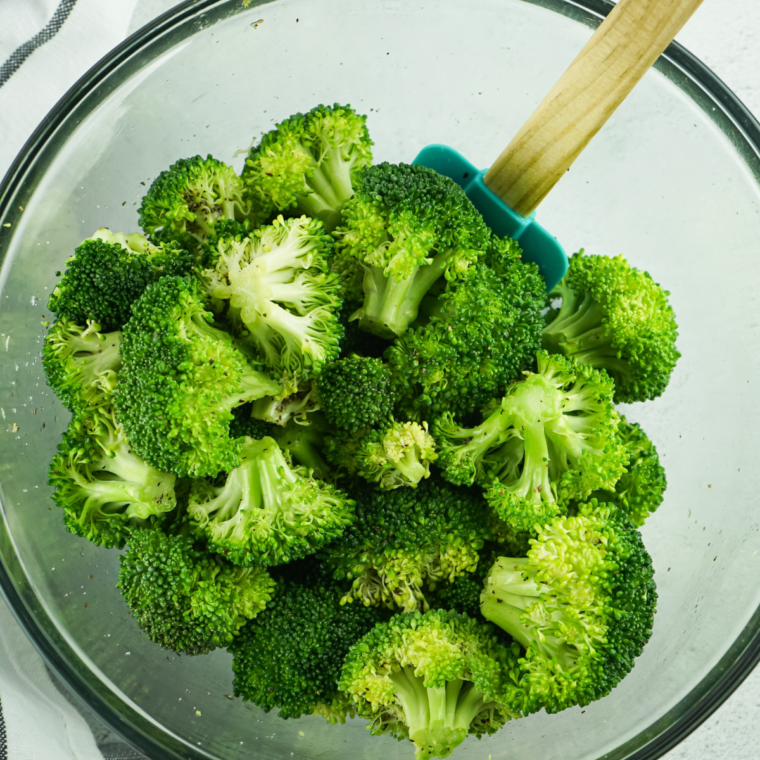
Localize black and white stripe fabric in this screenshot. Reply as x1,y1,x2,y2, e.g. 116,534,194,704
0,0,79,88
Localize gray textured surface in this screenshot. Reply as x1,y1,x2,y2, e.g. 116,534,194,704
56,1,760,759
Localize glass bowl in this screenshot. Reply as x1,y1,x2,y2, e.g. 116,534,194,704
2,1,760,758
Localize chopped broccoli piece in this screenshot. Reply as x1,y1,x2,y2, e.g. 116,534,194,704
251,379,320,427
231,576,385,721
138,155,256,249
115,275,281,478
48,229,192,331
541,251,680,402
188,436,354,567
43,319,121,413
333,163,490,338
481,502,657,714
434,351,627,531
119,527,274,655
322,477,491,612
242,103,373,231
340,609,520,760
48,406,177,549
201,215,343,382
317,354,398,433
389,236,545,418
354,420,437,489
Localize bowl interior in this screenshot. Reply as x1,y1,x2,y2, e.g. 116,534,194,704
2,1,760,759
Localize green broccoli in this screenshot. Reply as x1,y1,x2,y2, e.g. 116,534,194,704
42,319,121,412
434,351,627,531
323,428,364,479
269,414,331,481
332,163,490,338
336,297,390,358
201,215,343,382
340,610,520,760
541,251,680,402
138,155,256,249
187,436,354,567
250,379,320,427
115,275,281,478
316,354,398,433
322,478,491,611
388,236,545,419
480,501,657,715
587,416,667,527
48,406,177,549
242,103,373,231
47,229,192,331
228,403,278,441
354,420,437,490
119,527,274,655
231,576,385,721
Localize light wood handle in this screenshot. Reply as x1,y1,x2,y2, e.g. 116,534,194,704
485,0,704,217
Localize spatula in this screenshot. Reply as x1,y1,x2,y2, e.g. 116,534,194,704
413,0,704,291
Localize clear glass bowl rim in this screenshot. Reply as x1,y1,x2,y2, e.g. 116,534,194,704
1,1,760,758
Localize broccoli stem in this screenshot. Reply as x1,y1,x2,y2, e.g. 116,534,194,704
297,149,356,230
395,451,428,485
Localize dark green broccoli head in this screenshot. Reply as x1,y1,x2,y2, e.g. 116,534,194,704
322,476,491,612
434,351,627,531
115,275,281,478
48,405,177,549
542,250,680,402
340,609,521,760
481,501,657,715
389,235,545,418
42,319,121,413
231,576,385,721
47,230,192,331
242,103,373,231
119,528,274,655
334,162,490,338
317,355,398,433
187,436,355,567
138,155,256,249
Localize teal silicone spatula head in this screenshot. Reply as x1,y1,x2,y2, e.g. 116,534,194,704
413,144,568,291
413,0,703,293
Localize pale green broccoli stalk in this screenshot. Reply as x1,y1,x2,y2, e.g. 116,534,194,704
332,162,490,338
481,502,657,715
48,405,177,549
138,155,257,249
115,275,281,478
433,351,627,531
251,379,320,427
188,436,354,567
339,610,521,760
201,215,343,382
242,103,373,231
355,420,437,490
542,251,680,402
43,319,121,413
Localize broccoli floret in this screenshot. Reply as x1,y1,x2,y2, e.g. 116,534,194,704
242,103,373,231
269,413,331,481
589,416,667,527
332,163,490,338
138,155,256,250
187,436,354,567
115,275,281,478
323,428,365,479
322,478,491,612
47,229,192,331
340,610,520,760
251,379,320,427
48,406,177,549
388,236,545,418
231,576,385,721
354,420,437,490
541,251,680,402
201,215,343,382
118,527,274,655
481,502,657,715
434,351,627,531
43,319,121,412
317,355,398,433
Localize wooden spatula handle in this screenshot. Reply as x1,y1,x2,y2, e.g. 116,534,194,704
485,0,704,217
